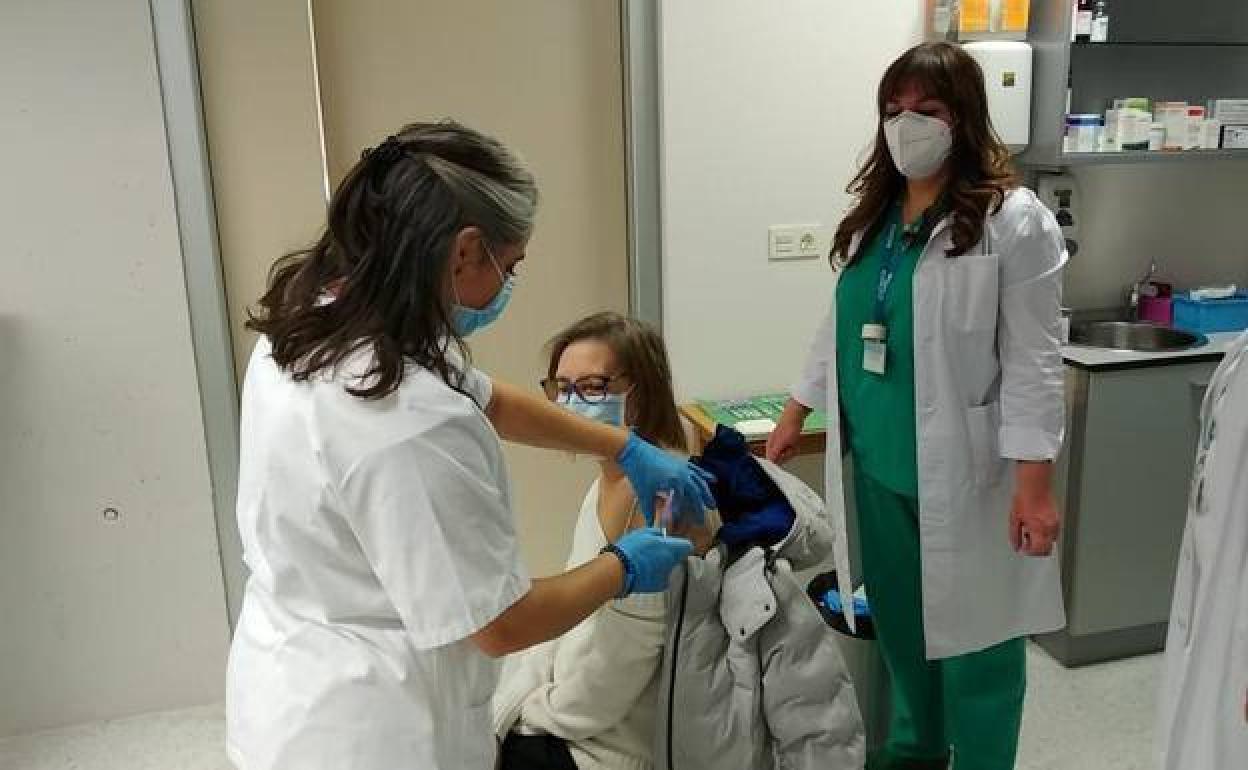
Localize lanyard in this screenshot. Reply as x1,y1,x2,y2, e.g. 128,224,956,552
873,215,913,326
873,227,903,326
870,192,949,327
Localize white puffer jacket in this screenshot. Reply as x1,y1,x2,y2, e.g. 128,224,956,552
653,457,865,770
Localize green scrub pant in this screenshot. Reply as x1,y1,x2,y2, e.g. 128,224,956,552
854,470,1026,770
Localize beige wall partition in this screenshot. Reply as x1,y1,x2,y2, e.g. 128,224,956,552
197,0,631,574
312,0,631,573
193,0,329,377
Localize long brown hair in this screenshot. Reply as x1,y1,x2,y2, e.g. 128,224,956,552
545,313,689,453
831,42,1017,263
247,120,537,400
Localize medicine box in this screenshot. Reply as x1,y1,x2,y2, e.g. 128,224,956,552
1222,125,1248,150
1212,100,1248,131
1212,99,1248,114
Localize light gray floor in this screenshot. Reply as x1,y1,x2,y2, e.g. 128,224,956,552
0,706,230,770
1018,645,1159,770
0,645,1160,770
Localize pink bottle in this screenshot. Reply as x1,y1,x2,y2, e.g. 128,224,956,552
1139,282,1174,326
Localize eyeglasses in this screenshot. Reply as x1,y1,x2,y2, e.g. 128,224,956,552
540,375,627,404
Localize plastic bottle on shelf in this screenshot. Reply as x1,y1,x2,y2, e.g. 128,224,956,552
1201,118,1223,150
1090,0,1110,42
1158,102,1189,151
1120,109,1153,151
1185,106,1207,150
1001,0,1030,34
961,0,990,33
1074,0,1094,43
1103,98,1132,151
931,0,955,38
1065,114,1103,153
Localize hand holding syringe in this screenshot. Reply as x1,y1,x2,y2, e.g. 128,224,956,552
655,490,674,537
654,489,716,555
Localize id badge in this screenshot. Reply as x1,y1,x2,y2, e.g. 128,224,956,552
863,340,887,374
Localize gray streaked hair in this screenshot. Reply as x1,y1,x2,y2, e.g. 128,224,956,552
400,121,538,249
248,119,541,400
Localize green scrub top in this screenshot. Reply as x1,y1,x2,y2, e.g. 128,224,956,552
835,204,926,499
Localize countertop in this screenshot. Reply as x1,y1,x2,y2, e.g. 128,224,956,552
1063,330,1244,371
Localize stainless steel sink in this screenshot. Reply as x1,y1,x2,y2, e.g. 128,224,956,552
1069,321,1207,352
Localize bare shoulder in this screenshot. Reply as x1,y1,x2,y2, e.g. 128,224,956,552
597,475,642,541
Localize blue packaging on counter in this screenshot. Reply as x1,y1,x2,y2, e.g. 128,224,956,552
1173,291,1248,334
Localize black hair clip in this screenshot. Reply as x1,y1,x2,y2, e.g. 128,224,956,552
361,135,405,166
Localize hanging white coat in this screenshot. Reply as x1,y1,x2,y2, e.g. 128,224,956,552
1157,330,1248,769
791,186,1068,659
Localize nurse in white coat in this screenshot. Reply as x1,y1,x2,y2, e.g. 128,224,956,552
225,121,711,770
1157,329,1248,769
767,43,1066,769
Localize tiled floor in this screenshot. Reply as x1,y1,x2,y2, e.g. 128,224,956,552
0,706,230,770
1018,645,1160,770
0,645,1161,770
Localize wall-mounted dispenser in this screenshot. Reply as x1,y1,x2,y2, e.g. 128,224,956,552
963,40,1033,152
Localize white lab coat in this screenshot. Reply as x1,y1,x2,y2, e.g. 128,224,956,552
792,186,1067,659
1157,330,1248,769
225,337,530,770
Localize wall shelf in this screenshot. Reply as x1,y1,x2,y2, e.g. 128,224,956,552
1017,0,1248,168
1071,41,1248,49
1052,149,1248,165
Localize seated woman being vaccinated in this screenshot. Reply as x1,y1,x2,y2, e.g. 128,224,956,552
493,313,715,770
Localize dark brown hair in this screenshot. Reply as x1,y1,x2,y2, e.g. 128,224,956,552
247,120,537,399
831,42,1018,263
545,313,689,453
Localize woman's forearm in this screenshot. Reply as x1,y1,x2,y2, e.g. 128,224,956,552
782,397,814,422
472,555,624,658
486,378,629,459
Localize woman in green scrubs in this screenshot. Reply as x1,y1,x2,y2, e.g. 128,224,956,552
769,43,1068,770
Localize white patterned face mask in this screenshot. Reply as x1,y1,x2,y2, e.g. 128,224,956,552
884,111,953,180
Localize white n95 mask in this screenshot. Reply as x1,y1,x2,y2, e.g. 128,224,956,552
884,111,953,180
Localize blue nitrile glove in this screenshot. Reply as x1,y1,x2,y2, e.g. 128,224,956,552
609,527,694,596
617,432,716,525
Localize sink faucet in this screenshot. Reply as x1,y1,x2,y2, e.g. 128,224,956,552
1127,260,1159,321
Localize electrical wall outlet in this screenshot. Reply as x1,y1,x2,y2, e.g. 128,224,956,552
768,224,827,261
1035,173,1076,230
1034,172,1079,256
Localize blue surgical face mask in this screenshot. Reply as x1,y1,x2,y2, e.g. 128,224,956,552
557,391,628,427
452,243,514,337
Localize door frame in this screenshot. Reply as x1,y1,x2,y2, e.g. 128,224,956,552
622,0,663,327
149,0,244,626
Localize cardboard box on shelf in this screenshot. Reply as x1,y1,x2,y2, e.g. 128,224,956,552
1221,125,1248,150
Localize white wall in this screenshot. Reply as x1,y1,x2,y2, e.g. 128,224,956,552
1063,163,1248,309
659,0,924,401
0,0,230,736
